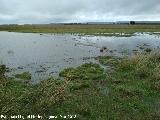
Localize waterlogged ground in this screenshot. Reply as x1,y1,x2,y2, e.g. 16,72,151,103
0,31,160,83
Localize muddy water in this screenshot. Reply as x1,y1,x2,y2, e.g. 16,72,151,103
0,32,160,83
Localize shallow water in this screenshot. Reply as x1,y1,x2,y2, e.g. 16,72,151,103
0,32,160,83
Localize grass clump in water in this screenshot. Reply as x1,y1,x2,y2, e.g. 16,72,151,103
59,63,106,91
98,56,120,66
59,63,105,81
0,65,6,77
15,72,32,80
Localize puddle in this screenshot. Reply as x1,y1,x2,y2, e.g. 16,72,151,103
0,32,160,83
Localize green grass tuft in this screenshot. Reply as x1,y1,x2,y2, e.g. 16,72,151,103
15,72,32,80
59,63,105,81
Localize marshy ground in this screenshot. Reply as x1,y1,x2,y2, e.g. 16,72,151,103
1,31,160,83
0,25,160,119
0,51,160,120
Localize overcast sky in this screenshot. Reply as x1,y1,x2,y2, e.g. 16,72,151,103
0,0,160,24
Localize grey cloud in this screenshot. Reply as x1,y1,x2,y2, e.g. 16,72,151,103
0,0,159,24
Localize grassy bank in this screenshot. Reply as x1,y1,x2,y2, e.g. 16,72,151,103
0,52,160,119
0,24,160,34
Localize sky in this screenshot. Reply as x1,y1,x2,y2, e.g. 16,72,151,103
0,0,160,24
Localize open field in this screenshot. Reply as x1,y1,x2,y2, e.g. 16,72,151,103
0,51,160,120
1,24,160,34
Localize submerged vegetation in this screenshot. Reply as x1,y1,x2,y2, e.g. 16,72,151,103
15,72,32,80
0,50,160,119
91,32,136,37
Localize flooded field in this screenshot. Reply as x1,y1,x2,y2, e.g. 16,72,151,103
0,31,160,83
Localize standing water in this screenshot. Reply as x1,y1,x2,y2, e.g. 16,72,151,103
0,32,160,83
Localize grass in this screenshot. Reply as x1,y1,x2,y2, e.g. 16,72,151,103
0,51,160,119
0,24,160,35
59,63,105,81
97,56,121,66
15,72,32,80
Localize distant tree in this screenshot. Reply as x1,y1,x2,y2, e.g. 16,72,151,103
130,21,136,25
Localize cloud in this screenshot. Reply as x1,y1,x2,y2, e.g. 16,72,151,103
0,0,159,24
